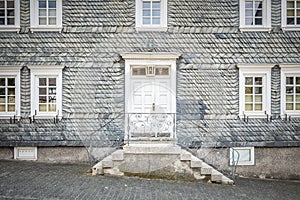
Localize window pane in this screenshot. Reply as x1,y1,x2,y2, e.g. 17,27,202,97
48,95,56,103
245,77,253,85
0,18,4,25
0,10,5,17
143,2,150,9
48,0,56,8
255,18,262,25
8,105,15,112
0,78,5,86
39,17,47,25
298,10,300,16
296,95,300,101
245,104,253,111
155,68,169,75
255,104,262,111
49,17,56,25
245,95,253,102
152,17,160,24
39,104,47,112
8,96,15,103
0,88,4,95
245,2,252,8
48,104,56,112
255,87,262,94
297,1,300,7
287,17,295,24
7,18,14,25
0,105,5,112
286,95,294,102
286,86,294,94
245,87,253,94
297,17,300,24
7,1,14,8
49,78,56,86
287,1,295,8
39,88,46,95
286,103,293,110
48,87,56,95
39,1,46,8
48,9,56,17
152,1,160,9
8,88,15,95
255,10,262,17
296,103,300,110
7,10,14,16
152,10,160,17
255,77,262,85
132,68,146,76
296,86,300,93
286,77,294,84
143,10,150,17
7,78,15,86
39,96,46,103
245,18,254,25
0,1,4,8
143,17,150,24
287,10,295,17
255,95,262,102
0,96,5,103
39,78,46,86
39,9,46,17
245,10,253,17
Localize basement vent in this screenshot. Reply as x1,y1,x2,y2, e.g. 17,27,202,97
14,147,37,160
230,147,254,166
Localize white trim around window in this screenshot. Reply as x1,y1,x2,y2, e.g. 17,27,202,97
230,147,255,166
14,147,37,160
281,0,300,31
30,0,62,32
238,64,273,118
28,65,63,118
135,0,168,32
0,0,20,32
280,64,300,117
0,66,21,118
239,0,272,32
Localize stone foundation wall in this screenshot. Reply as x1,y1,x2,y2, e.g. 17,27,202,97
196,147,300,180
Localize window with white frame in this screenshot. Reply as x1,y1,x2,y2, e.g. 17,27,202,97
28,66,63,117
239,0,271,31
230,147,255,166
30,0,62,32
282,0,300,31
0,0,20,31
0,66,21,117
135,0,167,31
238,64,272,117
281,65,300,116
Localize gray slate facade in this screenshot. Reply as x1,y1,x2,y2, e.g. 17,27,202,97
0,0,299,149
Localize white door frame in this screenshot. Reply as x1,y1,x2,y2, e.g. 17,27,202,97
122,52,180,139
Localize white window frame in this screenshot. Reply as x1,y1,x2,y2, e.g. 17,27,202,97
0,66,21,118
230,147,255,166
0,0,20,32
28,65,63,118
14,147,37,160
135,0,168,32
238,64,272,118
282,0,300,31
30,0,62,32
239,0,272,32
280,64,300,117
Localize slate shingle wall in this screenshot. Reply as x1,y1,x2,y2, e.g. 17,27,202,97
0,0,299,148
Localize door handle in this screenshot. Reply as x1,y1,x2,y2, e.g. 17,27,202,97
152,103,155,111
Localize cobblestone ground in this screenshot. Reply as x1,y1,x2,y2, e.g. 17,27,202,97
0,160,299,200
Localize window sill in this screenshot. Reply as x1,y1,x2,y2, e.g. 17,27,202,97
281,27,300,32
32,115,62,119
0,27,20,33
239,27,272,32
0,115,21,120
280,114,300,118
30,27,62,33
136,26,168,32
239,113,270,119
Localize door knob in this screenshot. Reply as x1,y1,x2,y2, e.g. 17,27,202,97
152,103,155,111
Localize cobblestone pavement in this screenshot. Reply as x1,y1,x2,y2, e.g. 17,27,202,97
0,160,299,200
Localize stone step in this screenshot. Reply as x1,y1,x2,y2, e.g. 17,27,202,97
111,150,124,161
123,144,181,155
190,155,202,168
200,163,213,175
180,151,192,161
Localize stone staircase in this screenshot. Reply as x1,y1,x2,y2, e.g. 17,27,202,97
92,144,234,185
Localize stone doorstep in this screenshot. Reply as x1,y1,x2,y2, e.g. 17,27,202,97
111,150,124,161
102,156,113,168
180,152,192,161
123,145,182,155
190,155,202,168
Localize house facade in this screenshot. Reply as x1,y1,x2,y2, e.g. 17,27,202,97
0,0,299,180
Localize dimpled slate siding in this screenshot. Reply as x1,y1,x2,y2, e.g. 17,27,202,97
0,0,299,148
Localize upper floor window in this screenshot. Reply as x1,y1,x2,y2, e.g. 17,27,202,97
282,0,300,31
28,66,63,118
30,0,62,32
280,65,300,116
135,0,167,32
238,64,272,118
0,0,20,32
0,66,21,117
239,0,271,32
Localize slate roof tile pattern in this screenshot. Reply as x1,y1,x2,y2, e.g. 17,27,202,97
0,0,299,148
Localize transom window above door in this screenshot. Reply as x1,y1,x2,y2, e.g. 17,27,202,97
131,65,170,77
